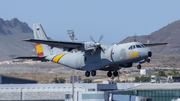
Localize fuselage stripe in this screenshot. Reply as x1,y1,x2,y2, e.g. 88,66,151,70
52,54,65,63
110,47,114,62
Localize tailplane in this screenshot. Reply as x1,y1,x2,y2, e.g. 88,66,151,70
33,23,51,56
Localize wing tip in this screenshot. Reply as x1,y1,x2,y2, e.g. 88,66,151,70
22,39,32,41
144,43,168,47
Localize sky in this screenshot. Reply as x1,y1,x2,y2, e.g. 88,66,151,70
1,1,180,44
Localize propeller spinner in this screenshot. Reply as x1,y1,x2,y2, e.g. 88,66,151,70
90,35,104,52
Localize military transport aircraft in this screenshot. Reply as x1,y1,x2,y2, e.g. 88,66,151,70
15,23,167,77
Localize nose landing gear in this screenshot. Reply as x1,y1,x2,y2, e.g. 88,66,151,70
147,58,150,63
137,64,141,69
137,51,152,69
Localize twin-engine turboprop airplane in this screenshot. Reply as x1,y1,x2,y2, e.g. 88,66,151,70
15,23,167,77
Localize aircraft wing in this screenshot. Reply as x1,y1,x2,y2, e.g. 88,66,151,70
23,39,84,49
143,43,168,47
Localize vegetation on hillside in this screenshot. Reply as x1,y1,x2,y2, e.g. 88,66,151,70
134,76,151,82
52,76,66,83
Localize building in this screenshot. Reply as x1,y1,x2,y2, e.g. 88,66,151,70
140,69,151,75
0,81,117,100
110,83,180,101
0,82,180,100
0,75,37,84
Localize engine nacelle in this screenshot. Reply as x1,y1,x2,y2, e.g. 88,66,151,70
83,42,96,51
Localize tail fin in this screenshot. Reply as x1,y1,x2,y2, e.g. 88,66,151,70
33,23,51,56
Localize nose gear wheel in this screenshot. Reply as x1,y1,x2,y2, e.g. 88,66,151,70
137,64,141,69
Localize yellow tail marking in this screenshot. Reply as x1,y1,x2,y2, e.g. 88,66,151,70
36,44,43,53
52,54,65,63
36,43,44,56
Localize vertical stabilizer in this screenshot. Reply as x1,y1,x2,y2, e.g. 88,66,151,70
33,23,51,56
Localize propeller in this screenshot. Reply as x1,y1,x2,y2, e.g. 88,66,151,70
90,35,104,52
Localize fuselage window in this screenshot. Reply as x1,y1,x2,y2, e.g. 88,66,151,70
136,45,142,48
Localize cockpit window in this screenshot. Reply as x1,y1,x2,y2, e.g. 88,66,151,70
132,45,135,49
129,44,145,50
141,44,145,48
129,46,132,50
136,45,142,48
129,45,136,50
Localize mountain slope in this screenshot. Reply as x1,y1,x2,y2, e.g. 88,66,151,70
0,18,34,61
120,20,180,55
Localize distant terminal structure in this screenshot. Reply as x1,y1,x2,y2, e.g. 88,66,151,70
0,82,117,100
0,75,37,84
0,81,180,101
151,75,180,83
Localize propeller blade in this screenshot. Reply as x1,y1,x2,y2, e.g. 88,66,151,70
90,36,96,42
90,35,104,53
98,35,104,43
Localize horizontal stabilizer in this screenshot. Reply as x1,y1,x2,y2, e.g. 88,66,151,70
14,56,48,61
143,43,168,47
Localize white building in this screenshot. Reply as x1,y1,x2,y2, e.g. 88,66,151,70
140,69,151,75
0,81,117,100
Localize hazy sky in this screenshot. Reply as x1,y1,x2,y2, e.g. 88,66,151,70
1,1,180,44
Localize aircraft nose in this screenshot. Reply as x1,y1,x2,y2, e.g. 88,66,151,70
148,51,152,57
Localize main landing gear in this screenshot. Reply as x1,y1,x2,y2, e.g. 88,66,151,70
107,70,118,77
85,70,118,77
85,70,96,77
85,71,90,77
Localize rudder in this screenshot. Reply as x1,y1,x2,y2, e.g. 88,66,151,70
33,23,51,56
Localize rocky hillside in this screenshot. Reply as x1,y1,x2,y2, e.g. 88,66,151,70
120,20,180,55
0,18,34,61
1,18,180,61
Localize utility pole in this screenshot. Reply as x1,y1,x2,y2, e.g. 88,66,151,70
67,30,77,101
